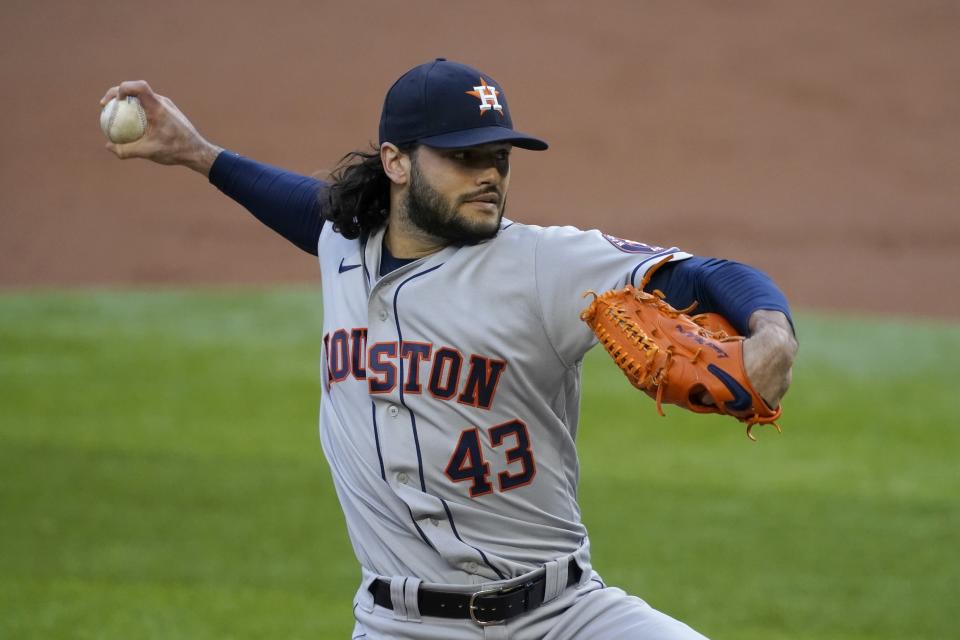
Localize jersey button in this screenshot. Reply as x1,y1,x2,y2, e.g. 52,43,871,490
466,561,479,573
430,518,440,527
378,309,389,321
396,472,409,485
388,405,400,417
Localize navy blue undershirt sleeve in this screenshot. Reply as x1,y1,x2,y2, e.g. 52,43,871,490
644,256,794,336
208,151,327,256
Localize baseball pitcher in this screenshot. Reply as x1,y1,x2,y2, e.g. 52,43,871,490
101,58,797,639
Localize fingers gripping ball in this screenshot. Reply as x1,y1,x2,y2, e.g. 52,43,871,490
580,257,782,440
100,96,146,143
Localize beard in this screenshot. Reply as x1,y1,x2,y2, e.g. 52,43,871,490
404,162,505,245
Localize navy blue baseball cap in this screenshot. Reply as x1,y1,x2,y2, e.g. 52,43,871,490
379,58,548,151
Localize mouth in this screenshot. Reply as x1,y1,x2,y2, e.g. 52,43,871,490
464,192,501,206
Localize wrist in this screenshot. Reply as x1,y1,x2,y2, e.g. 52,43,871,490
745,310,798,395
185,141,224,177
749,309,796,340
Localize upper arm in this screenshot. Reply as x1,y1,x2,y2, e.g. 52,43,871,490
534,227,691,366
209,151,327,256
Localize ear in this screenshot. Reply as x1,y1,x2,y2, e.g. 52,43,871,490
381,143,412,186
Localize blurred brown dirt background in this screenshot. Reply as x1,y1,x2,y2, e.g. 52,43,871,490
1,0,958,318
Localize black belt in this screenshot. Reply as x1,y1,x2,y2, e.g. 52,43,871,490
369,563,582,626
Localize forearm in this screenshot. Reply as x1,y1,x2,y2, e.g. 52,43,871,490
646,257,794,336
645,257,797,406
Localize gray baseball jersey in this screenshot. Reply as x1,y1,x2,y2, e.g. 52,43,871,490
318,218,690,586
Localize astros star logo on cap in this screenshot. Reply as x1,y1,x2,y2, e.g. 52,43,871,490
465,78,503,117
379,59,547,149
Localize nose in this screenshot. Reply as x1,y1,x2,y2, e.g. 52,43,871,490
476,157,508,186
476,164,500,187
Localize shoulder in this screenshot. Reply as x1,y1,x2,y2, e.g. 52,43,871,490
465,221,609,262
506,222,677,259
485,220,593,248
482,222,686,264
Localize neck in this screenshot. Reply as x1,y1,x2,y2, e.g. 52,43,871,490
383,207,448,260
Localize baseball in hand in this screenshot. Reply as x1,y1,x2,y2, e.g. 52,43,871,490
100,96,147,143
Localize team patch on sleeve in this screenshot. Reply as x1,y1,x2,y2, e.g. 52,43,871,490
602,234,664,254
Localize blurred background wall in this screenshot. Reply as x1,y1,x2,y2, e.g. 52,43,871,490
1,0,958,317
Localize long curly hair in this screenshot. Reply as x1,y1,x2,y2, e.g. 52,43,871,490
323,144,416,239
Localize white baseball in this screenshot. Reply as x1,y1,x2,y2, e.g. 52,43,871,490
100,96,147,144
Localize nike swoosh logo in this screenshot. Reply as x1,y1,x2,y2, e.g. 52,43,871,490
707,364,753,413
338,258,361,274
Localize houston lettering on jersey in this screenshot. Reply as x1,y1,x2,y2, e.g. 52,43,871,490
323,328,507,410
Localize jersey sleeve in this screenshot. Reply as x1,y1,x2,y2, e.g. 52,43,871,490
534,226,691,367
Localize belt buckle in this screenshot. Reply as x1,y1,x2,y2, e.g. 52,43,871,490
468,586,509,626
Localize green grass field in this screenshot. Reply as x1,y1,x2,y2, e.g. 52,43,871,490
1,288,957,639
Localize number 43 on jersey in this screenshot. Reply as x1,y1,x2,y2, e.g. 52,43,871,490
444,420,536,497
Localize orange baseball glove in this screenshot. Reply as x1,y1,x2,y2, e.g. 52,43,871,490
580,258,781,440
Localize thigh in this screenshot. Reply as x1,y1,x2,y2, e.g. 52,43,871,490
541,584,710,640
352,600,494,640
351,613,482,640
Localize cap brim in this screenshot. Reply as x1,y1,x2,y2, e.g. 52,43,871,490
417,126,548,151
